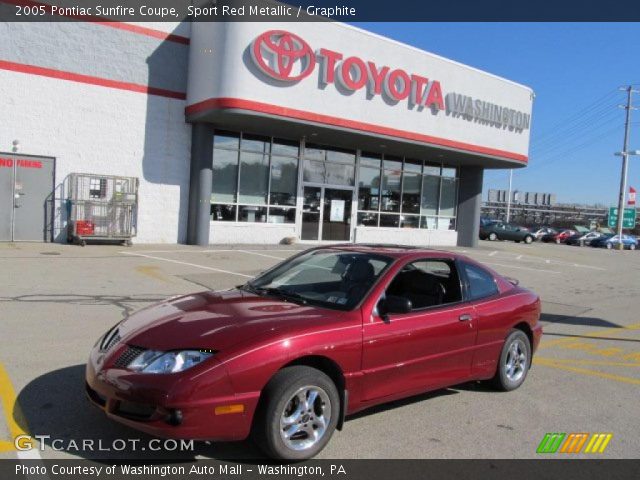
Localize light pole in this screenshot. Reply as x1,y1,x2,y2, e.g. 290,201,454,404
614,86,638,249
506,169,513,223
614,149,640,248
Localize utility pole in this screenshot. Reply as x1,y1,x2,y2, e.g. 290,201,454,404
615,86,637,250
506,169,513,223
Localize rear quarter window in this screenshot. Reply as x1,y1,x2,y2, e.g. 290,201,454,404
463,263,499,301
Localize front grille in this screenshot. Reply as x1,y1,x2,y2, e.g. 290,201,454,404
116,400,156,421
113,345,146,368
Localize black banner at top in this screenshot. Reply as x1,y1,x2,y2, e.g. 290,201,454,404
2,0,640,22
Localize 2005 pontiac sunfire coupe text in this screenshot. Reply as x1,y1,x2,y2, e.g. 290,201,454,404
86,245,542,459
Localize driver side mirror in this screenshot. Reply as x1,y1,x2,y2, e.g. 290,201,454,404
378,295,412,322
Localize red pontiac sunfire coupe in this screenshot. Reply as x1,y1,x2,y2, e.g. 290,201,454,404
86,245,542,459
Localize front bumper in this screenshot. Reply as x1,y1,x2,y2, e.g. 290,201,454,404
85,346,260,441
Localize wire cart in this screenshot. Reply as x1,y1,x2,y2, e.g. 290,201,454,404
67,173,138,246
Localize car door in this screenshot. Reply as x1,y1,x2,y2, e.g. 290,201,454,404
457,261,511,378
361,258,478,401
504,224,519,241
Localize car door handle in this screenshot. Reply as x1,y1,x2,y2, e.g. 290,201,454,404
459,314,473,322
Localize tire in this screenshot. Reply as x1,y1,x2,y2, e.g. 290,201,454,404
488,232,498,241
253,366,340,460
606,243,613,250
491,329,531,392
524,235,533,244
630,244,636,251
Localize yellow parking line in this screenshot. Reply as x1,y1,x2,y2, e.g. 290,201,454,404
535,357,640,368
534,357,640,385
538,322,640,350
0,363,28,450
134,265,172,283
0,440,14,452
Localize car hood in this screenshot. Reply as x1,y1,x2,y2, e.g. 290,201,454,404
114,290,334,352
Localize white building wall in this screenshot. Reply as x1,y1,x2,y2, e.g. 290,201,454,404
188,22,533,164
354,227,457,247
210,223,297,244
0,22,192,243
0,70,191,243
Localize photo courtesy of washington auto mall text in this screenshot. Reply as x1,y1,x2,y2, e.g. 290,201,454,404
15,463,346,478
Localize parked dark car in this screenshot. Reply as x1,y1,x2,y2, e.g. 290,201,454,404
480,222,535,244
591,234,638,250
565,232,603,246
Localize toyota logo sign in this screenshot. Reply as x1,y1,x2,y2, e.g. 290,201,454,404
251,30,316,82
249,29,446,112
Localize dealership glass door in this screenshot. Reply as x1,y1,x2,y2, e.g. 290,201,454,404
301,186,353,241
322,188,352,241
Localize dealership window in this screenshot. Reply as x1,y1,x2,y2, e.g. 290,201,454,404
303,144,355,186
211,131,299,223
357,154,457,230
381,157,402,213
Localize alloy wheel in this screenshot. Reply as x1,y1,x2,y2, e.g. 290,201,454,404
279,386,332,451
504,338,527,382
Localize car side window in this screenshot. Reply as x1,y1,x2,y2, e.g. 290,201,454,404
385,259,462,311
463,263,499,301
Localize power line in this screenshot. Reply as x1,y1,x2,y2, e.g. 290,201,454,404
528,113,622,165
488,124,623,186
487,88,634,196
530,88,619,143
530,108,620,156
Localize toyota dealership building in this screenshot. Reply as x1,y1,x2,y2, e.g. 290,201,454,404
0,20,533,247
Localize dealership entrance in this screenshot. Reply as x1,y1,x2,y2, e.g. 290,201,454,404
0,154,55,242
301,186,354,241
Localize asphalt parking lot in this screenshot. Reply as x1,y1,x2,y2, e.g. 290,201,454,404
0,240,638,460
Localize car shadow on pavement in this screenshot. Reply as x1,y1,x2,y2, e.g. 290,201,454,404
345,388,458,422
540,313,622,329
13,365,267,461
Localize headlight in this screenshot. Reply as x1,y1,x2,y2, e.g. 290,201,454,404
128,350,214,374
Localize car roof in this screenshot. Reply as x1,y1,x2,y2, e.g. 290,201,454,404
310,243,462,260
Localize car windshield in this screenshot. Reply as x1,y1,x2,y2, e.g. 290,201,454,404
246,249,394,311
